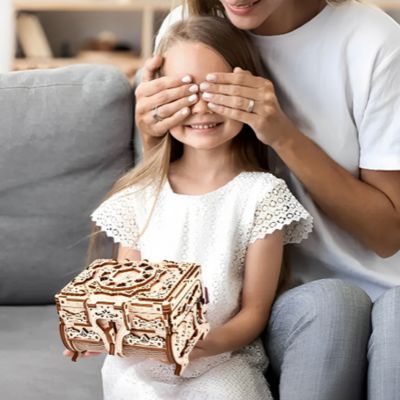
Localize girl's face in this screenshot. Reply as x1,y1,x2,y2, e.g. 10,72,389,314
164,41,243,151
219,0,285,30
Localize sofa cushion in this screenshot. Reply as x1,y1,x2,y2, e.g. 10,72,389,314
0,64,135,304
0,305,104,399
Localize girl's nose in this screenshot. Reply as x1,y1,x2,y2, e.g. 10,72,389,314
191,95,213,114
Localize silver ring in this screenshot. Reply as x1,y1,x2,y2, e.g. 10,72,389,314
246,99,255,113
151,106,164,122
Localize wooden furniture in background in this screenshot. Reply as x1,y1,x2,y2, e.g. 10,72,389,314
9,1,400,78
12,0,173,78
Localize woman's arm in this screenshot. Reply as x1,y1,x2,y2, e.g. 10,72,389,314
272,129,400,258
200,69,400,258
190,230,283,360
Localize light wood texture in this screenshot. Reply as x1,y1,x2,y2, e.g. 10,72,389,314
13,52,142,84
16,13,53,58
55,259,210,376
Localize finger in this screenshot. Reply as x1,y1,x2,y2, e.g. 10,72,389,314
199,81,260,100
153,107,192,136
205,71,266,89
136,75,193,98
141,55,164,83
146,93,198,121
207,102,256,127
233,67,252,75
189,348,200,361
201,92,258,113
82,351,102,357
138,85,198,115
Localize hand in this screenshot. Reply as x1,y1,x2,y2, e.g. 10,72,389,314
63,349,102,359
188,330,224,361
135,55,200,151
199,67,297,149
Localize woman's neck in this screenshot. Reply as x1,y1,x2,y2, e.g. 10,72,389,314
254,0,326,36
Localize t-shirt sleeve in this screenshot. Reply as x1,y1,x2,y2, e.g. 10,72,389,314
358,48,400,170
249,179,313,245
90,190,140,250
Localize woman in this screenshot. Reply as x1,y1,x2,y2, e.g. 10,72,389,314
135,1,400,399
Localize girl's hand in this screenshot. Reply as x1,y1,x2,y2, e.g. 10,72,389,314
135,55,199,150
199,67,297,149
63,349,102,359
189,329,224,361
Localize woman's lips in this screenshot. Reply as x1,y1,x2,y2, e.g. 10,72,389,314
224,0,260,16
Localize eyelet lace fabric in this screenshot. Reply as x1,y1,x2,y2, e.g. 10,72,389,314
91,172,313,400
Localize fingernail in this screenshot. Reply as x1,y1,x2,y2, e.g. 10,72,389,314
188,94,198,102
208,102,216,109
202,92,212,100
206,74,216,81
200,82,209,91
189,84,198,93
181,107,190,115
181,75,192,83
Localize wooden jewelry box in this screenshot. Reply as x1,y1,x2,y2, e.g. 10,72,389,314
54,258,210,376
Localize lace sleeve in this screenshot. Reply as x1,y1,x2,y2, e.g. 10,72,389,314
90,190,140,250
249,180,313,245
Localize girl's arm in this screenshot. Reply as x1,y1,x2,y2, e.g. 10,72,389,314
190,230,283,360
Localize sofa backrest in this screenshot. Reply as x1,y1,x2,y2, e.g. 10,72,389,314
0,64,135,304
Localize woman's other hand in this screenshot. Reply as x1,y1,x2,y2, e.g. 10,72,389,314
135,55,200,152
199,67,297,150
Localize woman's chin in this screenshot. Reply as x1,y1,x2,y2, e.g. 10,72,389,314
226,14,265,31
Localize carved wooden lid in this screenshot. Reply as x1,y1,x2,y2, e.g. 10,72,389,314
56,259,200,303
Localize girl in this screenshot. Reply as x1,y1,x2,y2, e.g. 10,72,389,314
65,17,312,400
137,1,400,399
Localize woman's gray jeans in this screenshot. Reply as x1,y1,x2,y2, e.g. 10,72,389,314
264,278,400,400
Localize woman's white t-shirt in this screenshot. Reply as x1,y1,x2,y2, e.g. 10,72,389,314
155,0,400,301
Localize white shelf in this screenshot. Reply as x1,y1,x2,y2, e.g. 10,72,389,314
13,0,172,11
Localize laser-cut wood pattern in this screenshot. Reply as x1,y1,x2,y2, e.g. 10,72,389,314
55,258,210,376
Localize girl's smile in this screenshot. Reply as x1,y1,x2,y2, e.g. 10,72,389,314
184,119,225,134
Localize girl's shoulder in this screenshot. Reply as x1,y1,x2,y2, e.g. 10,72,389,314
92,182,155,217
240,172,313,245
238,171,287,194
108,182,155,202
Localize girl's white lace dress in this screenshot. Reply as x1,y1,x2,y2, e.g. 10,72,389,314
91,171,313,400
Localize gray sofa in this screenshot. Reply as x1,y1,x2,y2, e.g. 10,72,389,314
0,64,137,399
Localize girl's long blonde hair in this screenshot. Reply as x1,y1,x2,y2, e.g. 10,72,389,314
85,16,269,266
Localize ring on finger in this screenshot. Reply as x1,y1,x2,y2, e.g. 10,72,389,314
151,106,164,122
246,99,255,113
